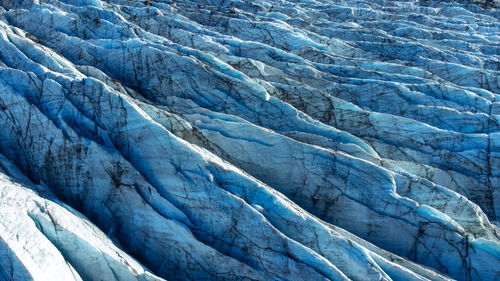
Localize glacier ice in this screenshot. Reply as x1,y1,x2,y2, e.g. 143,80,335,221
0,0,499,280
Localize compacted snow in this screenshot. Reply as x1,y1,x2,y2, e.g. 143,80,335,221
0,0,499,280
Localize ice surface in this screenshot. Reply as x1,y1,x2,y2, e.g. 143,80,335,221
0,0,499,280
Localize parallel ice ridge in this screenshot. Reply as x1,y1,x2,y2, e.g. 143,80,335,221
0,0,499,280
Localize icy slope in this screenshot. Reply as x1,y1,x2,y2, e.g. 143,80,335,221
0,0,499,280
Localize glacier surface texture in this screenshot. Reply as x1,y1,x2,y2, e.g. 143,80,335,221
0,0,499,280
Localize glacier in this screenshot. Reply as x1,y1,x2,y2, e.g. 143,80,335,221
0,0,499,280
